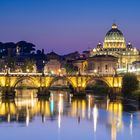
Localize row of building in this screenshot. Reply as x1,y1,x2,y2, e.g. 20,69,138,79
1,23,140,76
43,23,140,76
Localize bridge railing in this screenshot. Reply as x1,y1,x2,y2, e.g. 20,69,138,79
0,72,120,77
0,72,43,76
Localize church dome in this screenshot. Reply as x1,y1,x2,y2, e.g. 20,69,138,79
103,23,126,48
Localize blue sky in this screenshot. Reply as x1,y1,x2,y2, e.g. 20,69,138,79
0,0,140,54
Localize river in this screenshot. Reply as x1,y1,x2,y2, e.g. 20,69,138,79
0,89,139,140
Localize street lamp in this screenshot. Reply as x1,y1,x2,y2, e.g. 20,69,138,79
4,65,7,74
26,68,30,73
94,69,97,76
58,69,61,76
51,71,54,75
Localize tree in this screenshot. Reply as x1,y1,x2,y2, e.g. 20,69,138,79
122,73,139,97
3,42,16,56
0,42,3,51
16,41,35,54
21,58,35,72
6,57,16,72
2,42,17,71
64,63,78,74
0,42,4,57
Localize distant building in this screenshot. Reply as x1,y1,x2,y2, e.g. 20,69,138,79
90,23,140,74
82,50,90,58
44,52,67,86
0,59,6,72
44,52,66,75
44,59,61,75
131,61,140,74
72,57,88,74
46,51,61,61
63,51,80,61
88,55,118,75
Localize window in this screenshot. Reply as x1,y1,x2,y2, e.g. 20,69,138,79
98,66,100,71
105,65,108,70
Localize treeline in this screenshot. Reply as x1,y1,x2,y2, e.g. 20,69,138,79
0,40,79,73
0,41,46,72
122,73,140,99
0,41,37,57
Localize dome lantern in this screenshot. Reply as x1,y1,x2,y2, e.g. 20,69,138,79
112,23,117,29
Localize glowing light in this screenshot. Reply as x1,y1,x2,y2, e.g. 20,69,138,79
51,71,54,75
134,48,137,52
94,69,97,73
26,108,30,127
129,114,133,136
26,69,30,73
58,69,61,73
50,94,54,114
88,95,91,119
107,102,123,140
93,48,96,52
7,113,10,123
82,100,86,118
58,94,63,129
93,105,98,133
15,98,37,108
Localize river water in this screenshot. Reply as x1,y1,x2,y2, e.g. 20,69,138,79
0,89,140,140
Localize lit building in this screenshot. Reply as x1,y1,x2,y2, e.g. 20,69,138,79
90,23,140,74
44,59,62,75
72,57,88,74
44,52,66,75
131,61,140,74
88,55,118,75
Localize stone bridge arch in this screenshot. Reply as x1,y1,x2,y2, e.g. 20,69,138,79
13,76,40,88
48,76,74,89
85,77,112,88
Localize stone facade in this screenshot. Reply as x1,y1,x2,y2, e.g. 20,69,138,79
88,55,118,75
44,59,66,75
90,24,140,74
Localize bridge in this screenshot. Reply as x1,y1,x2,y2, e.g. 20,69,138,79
0,73,123,95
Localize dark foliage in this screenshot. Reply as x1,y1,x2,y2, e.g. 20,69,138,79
64,63,78,74
122,73,139,97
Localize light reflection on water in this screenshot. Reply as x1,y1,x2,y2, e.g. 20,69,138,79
0,89,139,140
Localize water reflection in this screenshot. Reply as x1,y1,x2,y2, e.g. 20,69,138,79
107,101,123,140
130,114,133,136
0,89,139,140
93,104,98,132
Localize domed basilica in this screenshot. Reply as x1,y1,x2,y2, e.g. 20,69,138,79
103,23,126,49
90,23,140,73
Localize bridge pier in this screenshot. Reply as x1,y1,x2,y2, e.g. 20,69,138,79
108,87,121,100
37,87,50,98
112,87,121,93
73,87,86,97
1,86,16,99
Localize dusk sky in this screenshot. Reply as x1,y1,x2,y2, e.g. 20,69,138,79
0,0,140,54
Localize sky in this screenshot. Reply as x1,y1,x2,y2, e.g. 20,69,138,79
0,0,140,54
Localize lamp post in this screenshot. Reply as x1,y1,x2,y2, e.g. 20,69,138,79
94,69,97,76
26,68,29,75
5,65,7,74
5,65,9,75
58,69,61,76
